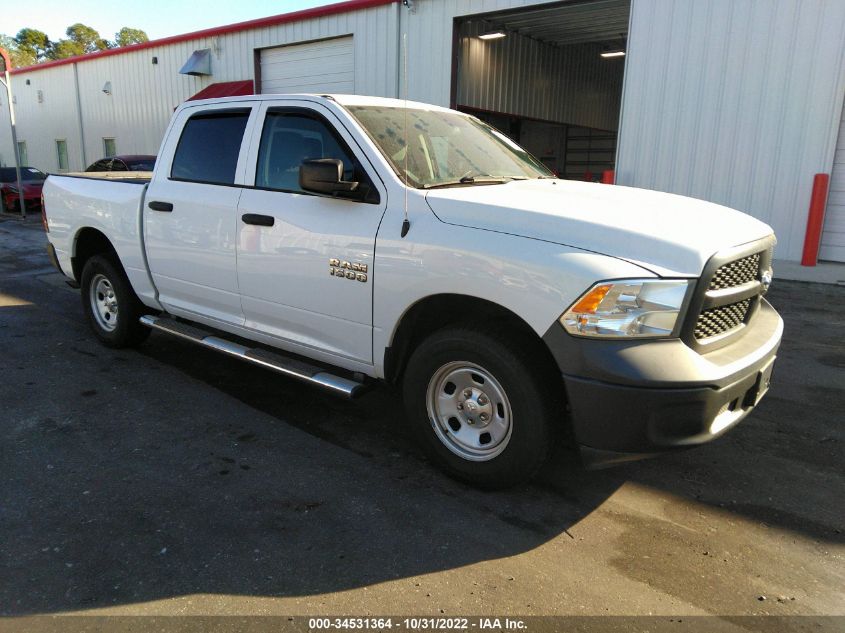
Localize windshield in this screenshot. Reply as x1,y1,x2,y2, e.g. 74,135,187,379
126,159,156,171
346,105,552,188
0,167,46,182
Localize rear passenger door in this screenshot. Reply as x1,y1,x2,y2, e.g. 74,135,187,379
144,104,256,325
236,100,386,364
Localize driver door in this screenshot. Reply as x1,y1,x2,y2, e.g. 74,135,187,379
236,100,386,364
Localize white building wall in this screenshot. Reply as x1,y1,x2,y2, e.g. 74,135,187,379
821,98,845,261
0,0,401,172
0,64,81,171
4,0,845,266
616,0,845,262
2,0,554,173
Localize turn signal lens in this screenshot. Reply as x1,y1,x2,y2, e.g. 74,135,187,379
570,284,612,314
560,279,692,338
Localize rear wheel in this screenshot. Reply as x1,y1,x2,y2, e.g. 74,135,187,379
402,326,556,488
80,254,150,348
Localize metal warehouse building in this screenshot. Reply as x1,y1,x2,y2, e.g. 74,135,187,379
1,0,845,264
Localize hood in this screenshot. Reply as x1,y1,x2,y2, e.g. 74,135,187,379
425,179,773,277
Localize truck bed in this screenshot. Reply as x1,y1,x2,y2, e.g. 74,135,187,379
42,174,158,307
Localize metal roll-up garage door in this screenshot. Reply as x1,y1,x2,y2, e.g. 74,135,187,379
259,36,354,95
821,101,845,262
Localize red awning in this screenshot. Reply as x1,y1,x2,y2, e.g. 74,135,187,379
187,80,254,101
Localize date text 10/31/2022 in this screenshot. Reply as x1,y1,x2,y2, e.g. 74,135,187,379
307,617,527,630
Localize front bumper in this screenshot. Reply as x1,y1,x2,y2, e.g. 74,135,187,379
543,298,783,468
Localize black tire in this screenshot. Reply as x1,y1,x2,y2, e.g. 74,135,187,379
402,326,557,489
80,254,150,348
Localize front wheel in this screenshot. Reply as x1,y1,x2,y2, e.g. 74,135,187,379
80,254,150,348
402,326,557,488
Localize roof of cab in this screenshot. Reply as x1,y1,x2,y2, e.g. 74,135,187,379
178,93,459,114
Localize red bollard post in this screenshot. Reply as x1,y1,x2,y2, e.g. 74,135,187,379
601,170,615,184
801,173,830,267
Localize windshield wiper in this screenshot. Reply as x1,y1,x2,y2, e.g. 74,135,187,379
422,175,514,189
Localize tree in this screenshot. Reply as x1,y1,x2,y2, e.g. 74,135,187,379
50,39,85,60
0,33,36,68
48,23,111,60
115,27,149,47
3,22,150,65
64,23,110,54
14,28,51,63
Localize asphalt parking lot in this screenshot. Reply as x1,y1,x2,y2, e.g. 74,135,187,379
1,214,843,624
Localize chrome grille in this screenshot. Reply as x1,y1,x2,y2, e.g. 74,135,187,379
709,253,761,290
694,299,751,340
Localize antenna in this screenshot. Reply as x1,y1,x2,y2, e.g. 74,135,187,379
401,32,411,238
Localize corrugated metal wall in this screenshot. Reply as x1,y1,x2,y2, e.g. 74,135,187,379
456,20,624,130
0,64,81,171
616,0,845,262
4,0,845,265
821,98,845,261
0,1,399,172
2,0,554,173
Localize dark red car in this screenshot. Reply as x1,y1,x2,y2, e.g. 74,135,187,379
1,166,47,213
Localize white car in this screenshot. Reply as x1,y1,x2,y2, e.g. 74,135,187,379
42,94,782,487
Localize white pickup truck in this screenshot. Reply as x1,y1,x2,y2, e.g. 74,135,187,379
43,94,782,487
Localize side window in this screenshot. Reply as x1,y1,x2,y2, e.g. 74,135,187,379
255,112,360,193
17,141,27,167
111,160,128,171
171,109,250,185
56,140,69,171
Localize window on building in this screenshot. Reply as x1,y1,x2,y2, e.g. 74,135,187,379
56,140,68,171
17,141,28,166
255,111,360,193
170,109,250,185
103,138,117,157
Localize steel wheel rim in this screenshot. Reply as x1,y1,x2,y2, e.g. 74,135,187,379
425,361,513,462
89,273,118,332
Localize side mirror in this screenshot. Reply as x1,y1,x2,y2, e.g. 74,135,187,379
299,159,359,197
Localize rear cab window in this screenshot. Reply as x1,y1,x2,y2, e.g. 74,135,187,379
171,109,251,185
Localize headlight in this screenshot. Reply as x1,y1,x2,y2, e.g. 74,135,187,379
560,279,693,338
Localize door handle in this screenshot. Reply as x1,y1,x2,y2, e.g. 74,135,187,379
148,200,173,212
241,213,275,227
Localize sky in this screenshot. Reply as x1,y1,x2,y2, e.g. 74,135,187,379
1,0,333,42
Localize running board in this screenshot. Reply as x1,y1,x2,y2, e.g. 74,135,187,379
139,315,367,398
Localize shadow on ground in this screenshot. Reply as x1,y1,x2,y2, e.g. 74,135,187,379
1,219,843,614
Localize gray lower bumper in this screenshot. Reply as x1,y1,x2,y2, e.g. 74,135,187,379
543,299,783,467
